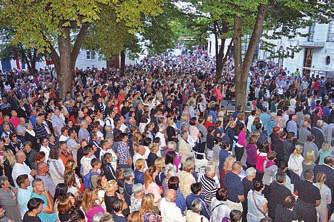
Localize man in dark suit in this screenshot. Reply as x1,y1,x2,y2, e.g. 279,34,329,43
311,120,325,150
313,156,334,218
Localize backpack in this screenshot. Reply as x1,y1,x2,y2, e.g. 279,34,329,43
83,171,99,189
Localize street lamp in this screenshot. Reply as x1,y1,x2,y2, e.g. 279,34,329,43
278,46,284,67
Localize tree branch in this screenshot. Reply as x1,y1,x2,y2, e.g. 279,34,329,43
71,23,89,69
242,4,267,74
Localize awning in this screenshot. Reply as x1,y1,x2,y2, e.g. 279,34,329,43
299,41,325,48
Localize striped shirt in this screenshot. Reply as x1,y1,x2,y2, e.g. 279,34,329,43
115,141,131,166
34,123,48,139
199,174,217,205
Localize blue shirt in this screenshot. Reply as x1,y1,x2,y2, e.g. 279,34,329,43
219,149,230,172
134,170,144,184
17,187,32,218
223,172,244,203
31,192,57,222
185,193,210,219
30,115,37,127
175,190,187,213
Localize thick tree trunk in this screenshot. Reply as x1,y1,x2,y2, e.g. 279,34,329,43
235,4,267,111
70,24,89,71
120,50,126,76
106,58,112,70
233,16,244,110
59,28,72,98
216,38,226,79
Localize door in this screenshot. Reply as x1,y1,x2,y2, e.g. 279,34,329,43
303,48,313,76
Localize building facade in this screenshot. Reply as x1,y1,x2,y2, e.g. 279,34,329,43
207,22,334,77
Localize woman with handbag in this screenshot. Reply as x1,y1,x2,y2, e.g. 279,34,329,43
246,180,268,222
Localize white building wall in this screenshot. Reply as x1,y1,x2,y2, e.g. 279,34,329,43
207,23,334,75
75,50,106,70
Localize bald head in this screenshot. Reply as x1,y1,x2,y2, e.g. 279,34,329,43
165,189,177,202
15,150,26,163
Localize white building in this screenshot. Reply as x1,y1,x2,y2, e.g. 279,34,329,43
0,49,106,72
207,22,334,77
0,48,141,72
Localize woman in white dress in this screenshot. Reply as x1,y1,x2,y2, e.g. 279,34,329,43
48,148,65,185
314,172,332,222
288,145,304,177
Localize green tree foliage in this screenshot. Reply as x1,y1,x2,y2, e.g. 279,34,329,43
0,0,163,96
84,0,182,66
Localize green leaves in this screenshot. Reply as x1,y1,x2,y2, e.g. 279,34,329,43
83,0,164,58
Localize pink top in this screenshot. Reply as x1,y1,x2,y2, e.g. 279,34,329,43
86,206,105,222
145,182,162,203
10,117,19,128
237,130,247,147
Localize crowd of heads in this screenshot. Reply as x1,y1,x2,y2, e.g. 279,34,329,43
0,51,333,222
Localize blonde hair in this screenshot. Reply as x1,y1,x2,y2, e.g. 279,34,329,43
149,143,159,154
315,172,327,185
105,180,118,192
139,193,156,215
82,189,97,211
65,159,76,172
4,149,15,166
135,159,146,171
223,155,236,171
304,151,315,165
154,157,165,172
128,211,143,222
144,167,156,189
293,145,303,155
133,132,143,145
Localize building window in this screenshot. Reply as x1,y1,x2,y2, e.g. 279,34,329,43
328,21,334,42
86,50,96,60
318,0,331,3
308,24,315,42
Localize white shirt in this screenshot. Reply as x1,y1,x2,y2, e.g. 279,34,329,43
48,159,65,185
156,132,166,156
159,198,186,222
40,145,50,162
100,149,118,169
12,162,34,187
17,187,32,218
80,155,95,176
288,154,304,177
133,147,150,166
210,197,232,222
104,117,114,129
120,124,128,133
59,135,69,142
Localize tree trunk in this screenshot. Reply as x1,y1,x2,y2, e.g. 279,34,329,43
30,49,37,73
70,24,89,71
235,4,267,111
106,57,112,70
222,40,233,66
233,16,244,111
58,28,72,98
120,50,126,76
216,38,226,79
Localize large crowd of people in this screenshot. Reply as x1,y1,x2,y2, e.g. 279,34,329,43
0,50,333,222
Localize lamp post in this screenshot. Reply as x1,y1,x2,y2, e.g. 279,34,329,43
278,46,284,67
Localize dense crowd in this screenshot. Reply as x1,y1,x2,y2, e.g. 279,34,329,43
0,51,333,222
